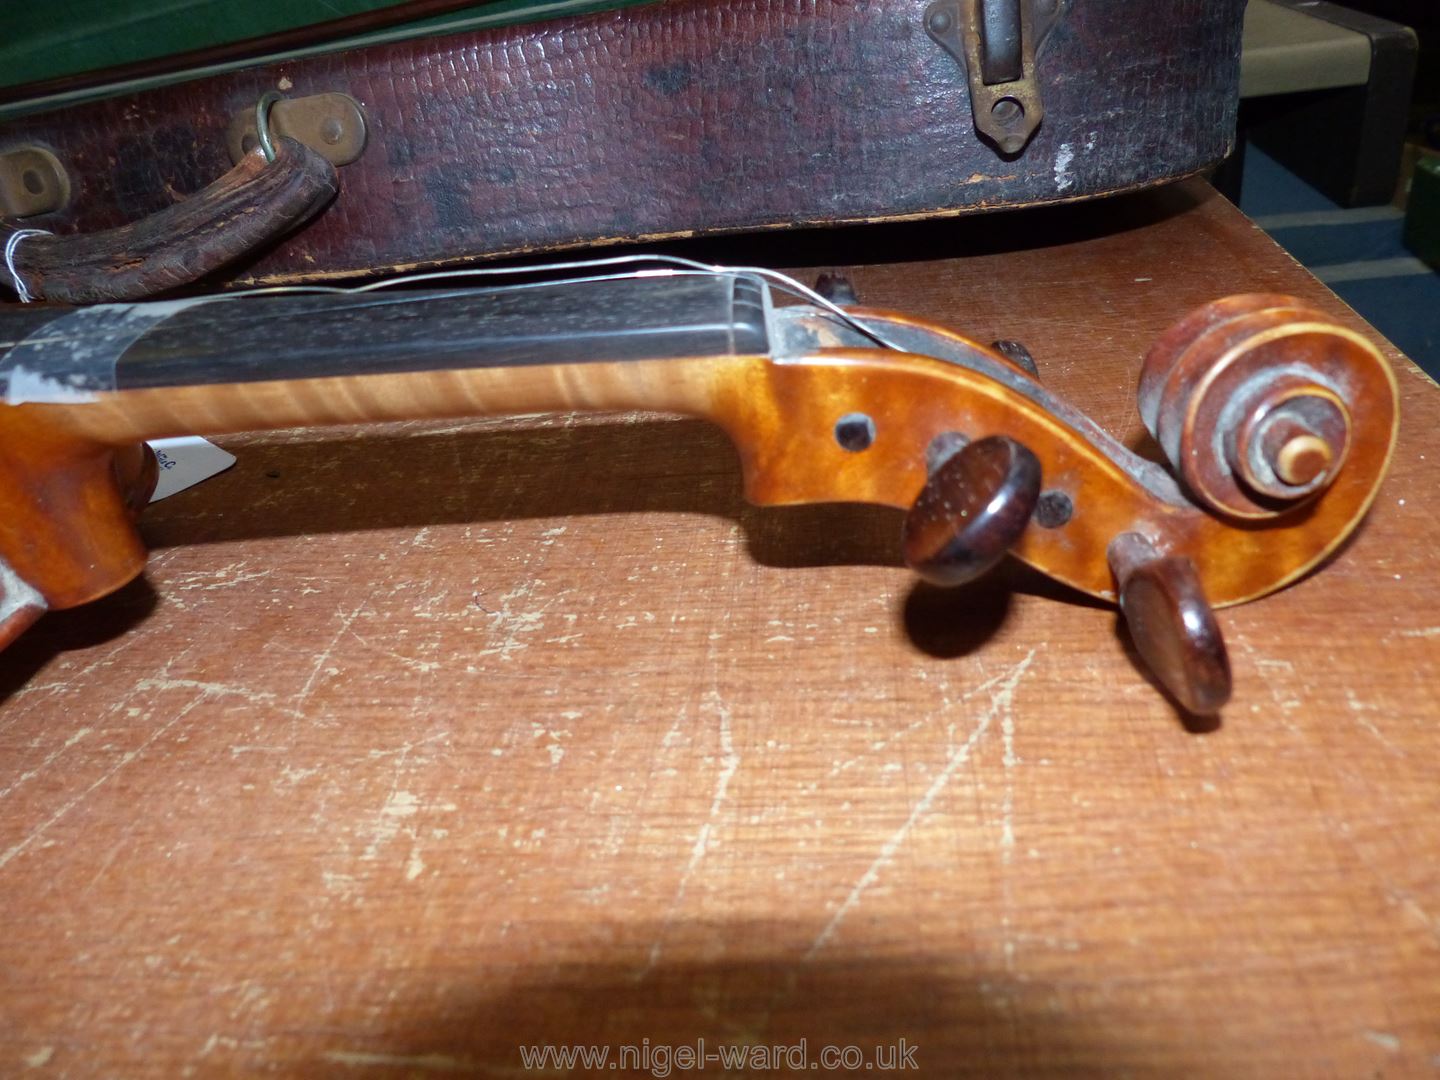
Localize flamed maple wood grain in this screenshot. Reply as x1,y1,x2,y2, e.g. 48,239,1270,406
1,181,1437,1077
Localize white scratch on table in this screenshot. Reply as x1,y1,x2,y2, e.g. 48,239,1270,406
0,726,91,801
6,630,146,704
805,648,1037,960
996,661,1027,974
347,626,442,674
824,667,1015,782
1388,887,1440,946
660,704,689,749
22,1047,54,1068
0,686,211,871
136,677,274,705
1255,658,1295,673
475,582,552,660
296,598,370,704
136,676,310,722
643,688,740,974
169,561,273,591
363,790,421,862
999,674,1021,860
1231,630,1303,735
1345,689,1404,756
1362,1030,1401,1053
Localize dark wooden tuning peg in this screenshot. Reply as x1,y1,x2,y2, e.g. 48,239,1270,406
814,272,859,305
990,339,1039,378
1108,532,1232,715
902,435,1041,586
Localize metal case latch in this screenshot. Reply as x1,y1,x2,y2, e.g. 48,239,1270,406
924,0,1068,156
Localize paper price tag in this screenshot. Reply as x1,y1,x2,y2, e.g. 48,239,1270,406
148,436,238,502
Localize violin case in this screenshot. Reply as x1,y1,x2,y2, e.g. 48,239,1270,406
0,0,1247,291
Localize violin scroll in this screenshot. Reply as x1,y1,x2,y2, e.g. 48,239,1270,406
1138,294,1389,519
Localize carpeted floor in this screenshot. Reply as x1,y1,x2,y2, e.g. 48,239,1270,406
1240,147,1439,380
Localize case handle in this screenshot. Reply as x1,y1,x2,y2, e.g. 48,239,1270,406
2,135,336,305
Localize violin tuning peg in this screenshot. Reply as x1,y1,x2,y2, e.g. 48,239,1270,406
990,339,1039,378
902,434,1041,586
1108,532,1231,715
814,272,859,305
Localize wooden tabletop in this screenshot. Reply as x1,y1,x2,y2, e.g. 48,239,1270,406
3,180,1438,1077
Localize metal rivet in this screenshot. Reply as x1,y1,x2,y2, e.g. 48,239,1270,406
835,413,877,453
928,9,952,33
1035,490,1073,528
991,98,1025,125
21,169,43,195
320,117,344,145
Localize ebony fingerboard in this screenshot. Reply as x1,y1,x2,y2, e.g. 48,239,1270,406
116,274,769,389
0,273,771,397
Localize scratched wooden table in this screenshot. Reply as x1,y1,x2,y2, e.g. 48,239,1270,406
3,179,1439,1077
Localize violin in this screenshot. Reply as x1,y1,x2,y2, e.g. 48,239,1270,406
0,258,1398,714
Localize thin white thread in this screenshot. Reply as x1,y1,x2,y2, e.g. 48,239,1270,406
4,229,50,304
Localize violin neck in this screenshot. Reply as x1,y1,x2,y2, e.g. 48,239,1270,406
2,273,775,442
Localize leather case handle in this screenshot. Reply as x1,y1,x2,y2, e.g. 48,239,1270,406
2,136,336,305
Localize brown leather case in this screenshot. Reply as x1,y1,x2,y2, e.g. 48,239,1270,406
0,0,1247,287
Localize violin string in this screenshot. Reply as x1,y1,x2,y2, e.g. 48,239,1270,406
343,255,907,350
203,256,904,350
2,255,904,352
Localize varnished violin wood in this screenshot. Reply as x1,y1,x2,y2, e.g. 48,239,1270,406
12,308,1398,618
0,407,148,610
1138,295,1391,519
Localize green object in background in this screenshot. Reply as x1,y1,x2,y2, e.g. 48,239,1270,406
0,0,645,119
1407,155,1440,269
0,0,404,90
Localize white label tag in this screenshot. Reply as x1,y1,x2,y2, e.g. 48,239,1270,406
148,436,237,502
